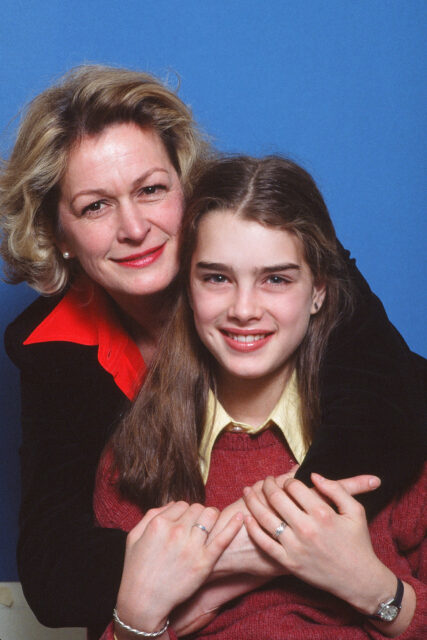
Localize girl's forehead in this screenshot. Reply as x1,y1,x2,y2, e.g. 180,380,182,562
193,210,307,268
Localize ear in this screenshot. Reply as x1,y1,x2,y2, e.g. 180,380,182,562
55,227,74,259
55,240,74,260
310,282,326,315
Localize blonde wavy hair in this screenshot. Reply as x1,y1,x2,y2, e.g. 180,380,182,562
0,65,211,294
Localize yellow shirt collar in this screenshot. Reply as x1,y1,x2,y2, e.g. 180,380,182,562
199,370,307,483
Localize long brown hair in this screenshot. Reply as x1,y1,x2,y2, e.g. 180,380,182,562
113,155,354,508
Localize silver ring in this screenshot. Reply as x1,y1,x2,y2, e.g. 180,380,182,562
192,523,209,534
273,521,287,539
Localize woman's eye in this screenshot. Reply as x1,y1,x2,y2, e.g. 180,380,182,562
139,184,167,197
81,200,106,216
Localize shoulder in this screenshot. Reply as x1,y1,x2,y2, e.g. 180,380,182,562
4,292,66,366
4,289,101,379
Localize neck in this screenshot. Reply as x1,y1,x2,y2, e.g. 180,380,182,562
216,365,293,427
109,284,176,365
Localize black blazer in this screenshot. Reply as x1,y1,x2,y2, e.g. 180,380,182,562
5,249,426,632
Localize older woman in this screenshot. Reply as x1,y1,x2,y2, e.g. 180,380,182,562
0,65,424,636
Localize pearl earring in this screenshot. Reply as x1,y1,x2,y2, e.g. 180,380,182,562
63,251,71,260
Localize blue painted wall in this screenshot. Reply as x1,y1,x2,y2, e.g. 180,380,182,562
1,0,425,579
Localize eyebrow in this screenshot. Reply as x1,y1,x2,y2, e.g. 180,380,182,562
69,168,169,205
195,261,301,273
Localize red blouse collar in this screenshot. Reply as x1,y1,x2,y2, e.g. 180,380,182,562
24,277,146,401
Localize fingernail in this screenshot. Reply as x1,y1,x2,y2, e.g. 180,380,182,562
243,486,250,496
312,472,325,483
369,477,381,488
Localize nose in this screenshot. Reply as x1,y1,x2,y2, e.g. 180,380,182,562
228,286,262,323
116,201,151,244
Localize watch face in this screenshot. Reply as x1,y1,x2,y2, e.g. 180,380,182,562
380,604,399,622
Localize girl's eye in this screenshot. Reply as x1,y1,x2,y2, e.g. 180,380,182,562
204,273,229,284
266,275,291,286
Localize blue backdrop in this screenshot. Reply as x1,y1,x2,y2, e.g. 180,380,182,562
1,0,425,580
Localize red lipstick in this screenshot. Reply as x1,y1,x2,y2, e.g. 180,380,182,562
112,243,166,268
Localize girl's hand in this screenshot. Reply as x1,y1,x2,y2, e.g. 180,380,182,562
210,468,381,579
115,501,243,637
243,474,396,613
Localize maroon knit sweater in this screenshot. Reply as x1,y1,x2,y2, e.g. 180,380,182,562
94,428,426,639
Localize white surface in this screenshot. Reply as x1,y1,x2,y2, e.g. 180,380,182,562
0,583,86,640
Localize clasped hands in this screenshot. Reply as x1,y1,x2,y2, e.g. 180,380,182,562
171,468,383,635
115,465,415,639
208,466,380,578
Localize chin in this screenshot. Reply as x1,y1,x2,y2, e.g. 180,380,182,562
226,367,268,381
126,275,175,296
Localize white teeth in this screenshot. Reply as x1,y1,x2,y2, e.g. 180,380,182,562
226,333,267,343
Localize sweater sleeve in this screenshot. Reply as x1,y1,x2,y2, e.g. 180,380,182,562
364,466,427,639
6,311,129,632
296,244,426,520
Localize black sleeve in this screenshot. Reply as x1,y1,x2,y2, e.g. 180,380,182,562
6,317,129,632
295,245,426,520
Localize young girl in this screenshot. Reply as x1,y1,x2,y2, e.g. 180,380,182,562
94,156,425,639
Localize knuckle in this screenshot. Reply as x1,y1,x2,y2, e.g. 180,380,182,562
353,501,366,519
262,476,274,490
192,502,205,510
176,500,190,509
313,505,332,524
126,529,138,547
170,522,186,540
203,506,219,520
270,488,284,503
299,522,316,540
146,516,162,534
283,477,298,493
188,502,204,516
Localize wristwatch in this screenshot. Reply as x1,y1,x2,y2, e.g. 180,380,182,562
369,578,404,623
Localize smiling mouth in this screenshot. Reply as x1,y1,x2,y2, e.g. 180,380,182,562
112,243,166,267
220,330,274,352
222,331,271,343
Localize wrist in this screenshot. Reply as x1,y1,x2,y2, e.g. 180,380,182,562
367,578,404,624
349,567,399,616
114,606,169,637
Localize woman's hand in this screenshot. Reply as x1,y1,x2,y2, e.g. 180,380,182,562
243,473,416,637
172,574,266,636
114,501,243,638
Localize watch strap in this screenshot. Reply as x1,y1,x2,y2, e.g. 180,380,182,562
369,577,404,620
393,578,404,610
